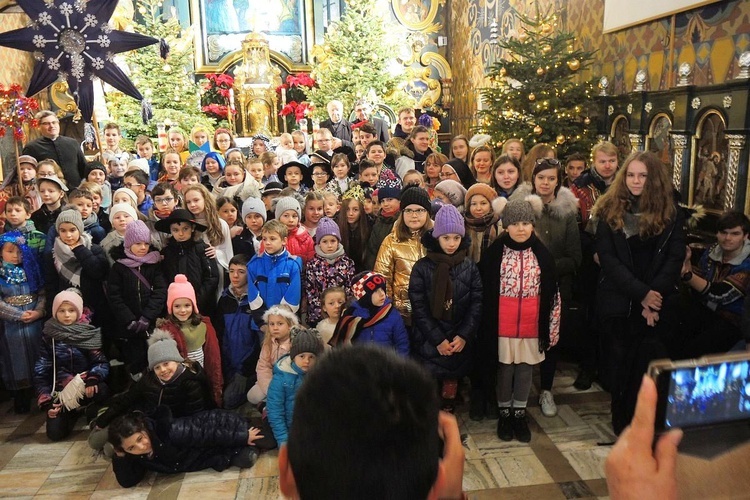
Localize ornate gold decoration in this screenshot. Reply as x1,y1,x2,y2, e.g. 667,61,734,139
629,133,644,153
726,134,745,211
391,0,441,32
50,81,80,120
671,133,688,191
233,32,281,137
404,66,441,109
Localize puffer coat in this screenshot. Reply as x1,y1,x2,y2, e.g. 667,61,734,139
266,354,305,445
408,234,483,378
373,226,428,325
111,407,251,488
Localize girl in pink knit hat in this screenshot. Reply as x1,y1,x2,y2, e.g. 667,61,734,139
152,275,223,407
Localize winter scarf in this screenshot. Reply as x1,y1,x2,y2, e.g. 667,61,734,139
118,247,162,268
426,249,467,321
314,243,345,264
43,319,102,350
499,231,557,352
330,302,394,347
82,212,99,229
53,232,93,287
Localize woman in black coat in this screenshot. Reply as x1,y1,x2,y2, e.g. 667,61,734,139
593,152,685,434
109,407,261,488
408,205,482,408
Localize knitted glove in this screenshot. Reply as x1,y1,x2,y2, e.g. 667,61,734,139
133,317,150,334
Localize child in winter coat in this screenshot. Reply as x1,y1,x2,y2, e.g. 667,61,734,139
246,305,297,405
34,289,110,441
90,330,214,447
4,196,46,258
108,407,261,488
43,207,109,323
0,231,45,413
463,183,502,263
409,204,483,411
107,221,168,377
153,275,223,407
303,217,355,326
30,175,67,235
271,196,314,263
478,196,561,443
330,272,409,355
364,186,400,270
155,209,219,316
100,203,138,265
267,327,324,446
214,254,261,409
233,197,265,258
246,220,303,326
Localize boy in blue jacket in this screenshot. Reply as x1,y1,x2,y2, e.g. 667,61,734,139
214,253,261,409
330,271,409,355
267,326,323,446
246,220,303,329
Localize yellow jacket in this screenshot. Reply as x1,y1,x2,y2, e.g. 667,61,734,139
373,229,426,325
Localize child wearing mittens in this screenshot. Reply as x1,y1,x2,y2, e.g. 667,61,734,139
153,275,223,407
34,288,110,441
107,220,168,378
303,217,355,326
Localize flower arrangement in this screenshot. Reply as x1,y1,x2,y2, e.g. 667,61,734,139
277,73,316,128
199,73,236,120
0,84,40,141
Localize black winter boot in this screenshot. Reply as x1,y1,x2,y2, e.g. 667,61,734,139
469,389,485,421
512,408,531,443
496,408,513,441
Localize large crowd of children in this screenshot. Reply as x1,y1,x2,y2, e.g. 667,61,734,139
0,108,745,487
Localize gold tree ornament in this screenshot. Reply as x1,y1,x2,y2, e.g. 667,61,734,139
541,23,553,35
518,31,528,42
556,134,565,144
499,67,507,77
584,117,591,125
567,59,580,71
528,93,536,101
534,125,543,135
537,67,545,76
542,45,552,54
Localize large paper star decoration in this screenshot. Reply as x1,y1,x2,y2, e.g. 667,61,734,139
0,0,158,123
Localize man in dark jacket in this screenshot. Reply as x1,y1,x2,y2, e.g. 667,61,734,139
393,107,416,139
22,110,86,186
352,99,390,143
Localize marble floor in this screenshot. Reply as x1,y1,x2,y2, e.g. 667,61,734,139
0,364,616,499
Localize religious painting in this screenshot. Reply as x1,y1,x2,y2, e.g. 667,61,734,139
391,0,439,31
690,111,728,211
611,116,632,163
647,114,673,180
194,0,309,69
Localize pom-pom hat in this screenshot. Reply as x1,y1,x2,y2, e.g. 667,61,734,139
167,274,199,314
147,331,184,370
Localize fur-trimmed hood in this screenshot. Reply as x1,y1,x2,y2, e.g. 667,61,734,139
543,186,579,220
492,182,533,217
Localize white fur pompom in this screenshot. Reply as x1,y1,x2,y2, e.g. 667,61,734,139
525,194,544,217
492,196,507,216
469,134,492,149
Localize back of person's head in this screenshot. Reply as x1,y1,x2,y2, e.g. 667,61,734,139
285,345,439,499
717,210,750,235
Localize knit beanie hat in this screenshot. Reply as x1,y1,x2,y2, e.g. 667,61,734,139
351,271,387,301
315,217,341,244
113,187,138,206
465,183,498,206
242,197,267,222
167,274,199,315
435,180,467,207
433,204,465,238
262,182,283,196
127,158,150,176
290,326,324,359
147,331,184,370
85,161,107,177
124,220,152,249
109,202,138,224
275,196,302,220
502,195,542,226
52,288,83,320
262,305,299,327
55,206,84,233
378,185,401,201
399,185,431,212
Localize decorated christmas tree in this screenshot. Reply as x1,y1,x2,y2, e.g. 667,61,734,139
105,0,213,138
477,3,597,157
303,0,410,119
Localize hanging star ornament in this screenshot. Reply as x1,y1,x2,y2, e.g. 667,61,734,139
0,0,158,124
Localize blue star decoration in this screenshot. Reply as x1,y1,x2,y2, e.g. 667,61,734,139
0,0,158,124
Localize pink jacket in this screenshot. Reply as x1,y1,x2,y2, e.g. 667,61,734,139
255,336,291,395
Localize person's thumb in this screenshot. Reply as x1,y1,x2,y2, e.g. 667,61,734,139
655,428,682,477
